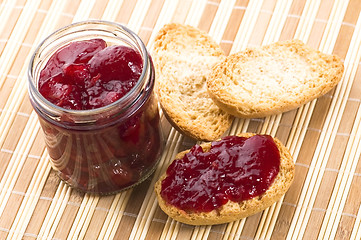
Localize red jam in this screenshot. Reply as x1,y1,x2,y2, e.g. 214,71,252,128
36,38,162,193
160,135,280,212
39,38,142,110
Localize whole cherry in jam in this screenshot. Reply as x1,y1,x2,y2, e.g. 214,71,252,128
160,135,280,212
38,39,143,110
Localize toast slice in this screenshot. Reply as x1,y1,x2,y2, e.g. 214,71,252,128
154,133,295,225
206,39,344,118
152,23,233,141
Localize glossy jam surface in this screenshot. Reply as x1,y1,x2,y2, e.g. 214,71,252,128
39,39,143,110
161,135,280,212
36,38,162,194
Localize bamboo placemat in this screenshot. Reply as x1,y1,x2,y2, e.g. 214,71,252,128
0,0,361,239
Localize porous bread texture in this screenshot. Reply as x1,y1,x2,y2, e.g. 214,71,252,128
152,23,233,141
207,39,344,118
154,133,295,226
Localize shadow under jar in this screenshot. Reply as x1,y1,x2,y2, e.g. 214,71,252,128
28,20,163,194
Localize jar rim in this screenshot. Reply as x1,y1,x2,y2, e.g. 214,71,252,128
28,20,150,117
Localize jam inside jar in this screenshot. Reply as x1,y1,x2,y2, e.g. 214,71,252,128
28,21,163,194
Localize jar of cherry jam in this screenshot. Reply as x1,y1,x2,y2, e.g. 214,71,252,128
28,21,163,194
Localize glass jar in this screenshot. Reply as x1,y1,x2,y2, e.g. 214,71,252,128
28,20,163,194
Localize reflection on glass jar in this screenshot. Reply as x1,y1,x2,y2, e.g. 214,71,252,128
28,20,163,194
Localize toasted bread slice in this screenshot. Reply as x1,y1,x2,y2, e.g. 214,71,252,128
207,39,344,118
152,23,233,141
154,133,295,225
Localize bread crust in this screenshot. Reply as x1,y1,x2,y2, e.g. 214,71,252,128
207,39,344,118
152,23,233,141
154,133,295,225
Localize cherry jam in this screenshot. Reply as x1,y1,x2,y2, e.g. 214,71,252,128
38,38,143,110
28,21,163,194
160,135,280,212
